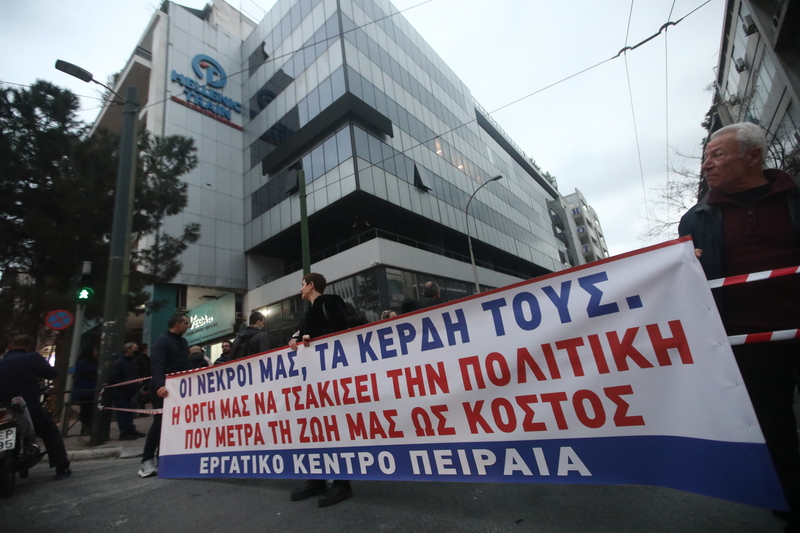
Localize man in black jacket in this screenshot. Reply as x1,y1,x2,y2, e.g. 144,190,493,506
230,311,271,361
108,342,144,440
417,281,443,309
288,272,351,507
0,335,71,479
138,314,190,478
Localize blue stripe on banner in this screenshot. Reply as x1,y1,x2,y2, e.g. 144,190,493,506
158,435,786,510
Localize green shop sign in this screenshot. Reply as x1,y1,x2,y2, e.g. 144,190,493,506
184,293,236,345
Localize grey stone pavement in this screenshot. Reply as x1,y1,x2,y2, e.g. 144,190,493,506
61,408,153,462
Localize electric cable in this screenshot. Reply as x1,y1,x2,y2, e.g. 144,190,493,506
664,0,677,235
621,0,652,241
298,1,715,200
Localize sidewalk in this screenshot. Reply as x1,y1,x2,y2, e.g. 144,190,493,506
61,413,154,462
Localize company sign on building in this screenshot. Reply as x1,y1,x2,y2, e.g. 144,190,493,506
171,54,243,130
184,293,237,345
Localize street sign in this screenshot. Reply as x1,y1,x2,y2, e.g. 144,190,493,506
45,309,74,331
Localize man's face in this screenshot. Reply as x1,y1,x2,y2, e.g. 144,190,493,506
126,344,138,356
221,342,231,354
174,316,190,336
701,132,753,194
300,279,313,301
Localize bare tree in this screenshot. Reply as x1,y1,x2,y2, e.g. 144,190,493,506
641,156,703,242
641,102,800,244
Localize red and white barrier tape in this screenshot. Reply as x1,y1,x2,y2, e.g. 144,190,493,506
728,329,800,346
102,376,151,389
705,267,800,345
98,406,163,414
708,266,800,289
98,376,161,413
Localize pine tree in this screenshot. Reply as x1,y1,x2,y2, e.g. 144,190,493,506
0,80,200,341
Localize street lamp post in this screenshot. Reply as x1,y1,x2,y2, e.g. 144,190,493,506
465,175,503,294
56,60,139,445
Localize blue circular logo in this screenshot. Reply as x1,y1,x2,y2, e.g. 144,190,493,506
192,54,227,89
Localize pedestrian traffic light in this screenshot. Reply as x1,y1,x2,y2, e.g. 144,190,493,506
76,273,94,302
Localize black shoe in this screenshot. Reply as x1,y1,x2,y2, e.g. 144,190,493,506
318,481,352,507
130,430,147,438
290,479,327,501
55,464,72,481
119,433,138,441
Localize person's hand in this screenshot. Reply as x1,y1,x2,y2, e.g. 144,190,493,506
289,338,298,351
157,386,168,398
302,335,311,347
694,248,703,258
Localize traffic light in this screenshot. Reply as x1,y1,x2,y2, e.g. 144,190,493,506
77,273,94,302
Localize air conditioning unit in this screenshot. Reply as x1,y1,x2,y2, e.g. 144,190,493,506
735,57,748,73
742,14,757,36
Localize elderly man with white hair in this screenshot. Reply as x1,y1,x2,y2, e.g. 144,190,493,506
680,122,800,530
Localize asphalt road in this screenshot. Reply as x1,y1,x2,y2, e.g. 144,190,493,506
0,457,787,532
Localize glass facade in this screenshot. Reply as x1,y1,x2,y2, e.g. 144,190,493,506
240,0,568,307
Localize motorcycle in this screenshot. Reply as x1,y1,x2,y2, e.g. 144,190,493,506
0,397,45,497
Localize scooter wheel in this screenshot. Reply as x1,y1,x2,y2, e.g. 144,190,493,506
0,454,15,498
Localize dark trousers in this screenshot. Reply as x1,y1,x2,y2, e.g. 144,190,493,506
114,395,136,435
77,399,94,431
142,396,163,462
28,401,69,471
734,343,800,515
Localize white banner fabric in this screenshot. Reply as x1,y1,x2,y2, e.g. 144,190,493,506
158,238,785,509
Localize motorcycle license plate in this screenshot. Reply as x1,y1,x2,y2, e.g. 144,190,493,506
0,427,15,451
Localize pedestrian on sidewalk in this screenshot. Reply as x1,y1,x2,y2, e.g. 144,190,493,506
73,346,98,436
109,342,145,441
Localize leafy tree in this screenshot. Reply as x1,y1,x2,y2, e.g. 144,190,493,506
0,80,200,341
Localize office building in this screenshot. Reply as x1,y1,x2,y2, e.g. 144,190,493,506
93,0,604,349
707,0,799,163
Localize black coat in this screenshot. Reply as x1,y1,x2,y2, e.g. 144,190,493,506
149,331,190,391
0,349,57,406
294,294,349,340
108,354,141,398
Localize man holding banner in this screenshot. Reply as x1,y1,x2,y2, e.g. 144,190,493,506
138,314,191,478
288,272,351,507
680,122,800,530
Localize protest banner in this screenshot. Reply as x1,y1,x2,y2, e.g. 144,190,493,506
158,237,785,509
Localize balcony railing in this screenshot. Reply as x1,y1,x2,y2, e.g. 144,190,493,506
260,229,529,284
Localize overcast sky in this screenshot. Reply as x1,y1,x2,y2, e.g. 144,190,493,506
1,0,724,256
